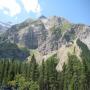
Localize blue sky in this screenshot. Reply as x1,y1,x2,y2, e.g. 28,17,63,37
0,0,90,25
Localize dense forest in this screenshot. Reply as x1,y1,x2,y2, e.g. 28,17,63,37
0,40,89,90
0,53,90,90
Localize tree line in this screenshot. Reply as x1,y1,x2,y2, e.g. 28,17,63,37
0,52,90,90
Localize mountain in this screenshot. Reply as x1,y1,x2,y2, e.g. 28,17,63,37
1,16,90,53
0,16,90,67
0,21,12,34
39,15,47,19
0,16,90,90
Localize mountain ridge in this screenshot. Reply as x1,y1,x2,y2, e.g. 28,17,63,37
0,16,90,70
1,16,90,53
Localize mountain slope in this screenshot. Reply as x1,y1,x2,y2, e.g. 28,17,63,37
0,41,30,60
0,16,90,62
0,21,12,34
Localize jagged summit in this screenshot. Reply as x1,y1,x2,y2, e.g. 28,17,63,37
39,15,47,19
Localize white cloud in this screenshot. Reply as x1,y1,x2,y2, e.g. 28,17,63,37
0,0,21,17
21,0,41,15
0,0,42,17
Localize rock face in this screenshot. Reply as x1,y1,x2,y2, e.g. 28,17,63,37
3,19,47,49
73,24,90,49
1,16,90,55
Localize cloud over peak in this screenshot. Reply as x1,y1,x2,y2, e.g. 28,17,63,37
0,0,21,16
22,0,41,14
0,0,41,17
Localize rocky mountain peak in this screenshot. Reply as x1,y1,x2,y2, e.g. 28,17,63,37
0,16,90,71
0,16,90,56
39,15,47,19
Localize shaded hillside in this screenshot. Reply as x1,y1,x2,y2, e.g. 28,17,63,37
77,39,90,70
0,41,30,60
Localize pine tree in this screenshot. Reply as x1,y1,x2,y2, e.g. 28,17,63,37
44,55,58,90
8,60,15,81
1,60,6,85
3,60,10,84
30,54,39,81
39,60,45,90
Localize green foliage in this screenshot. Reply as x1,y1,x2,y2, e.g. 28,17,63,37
29,81,39,90
39,55,59,90
51,26,62,40
8,74,39,90
51,23,72,41
61,22,72,32
0,58,39,90
0,49,90,90
30,54,39,81
77,39,90,89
